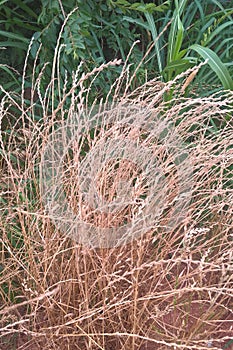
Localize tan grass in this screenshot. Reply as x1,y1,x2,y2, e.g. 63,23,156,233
0,47,232,350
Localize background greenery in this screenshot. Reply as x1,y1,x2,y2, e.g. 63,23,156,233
0,0,232,104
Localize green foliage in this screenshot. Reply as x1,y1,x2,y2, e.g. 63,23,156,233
0,0,42,92
154,1,232,90
110,0,170,14
26,0,149,104
119,0,233,93
0,1,40,60
190,44,233,90
0,0,232,102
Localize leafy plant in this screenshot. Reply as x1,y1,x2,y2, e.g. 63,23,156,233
27,0,147,103
1,0,232,106
0,0,42,91
120,0,233,92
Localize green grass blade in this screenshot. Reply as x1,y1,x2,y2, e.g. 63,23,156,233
0,41,28,49
0,65,20,85
123,16,149,31
190,44,233,90
90,30,104,60
193,0,205,23
172,15,184,60
110,29,126,61
162,58,193,77
0,30,29,42
11,0,38,19
204,21,233,46
144,12,162,73
167,0,187,64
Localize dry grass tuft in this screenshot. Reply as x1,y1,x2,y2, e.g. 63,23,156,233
0,56,232,349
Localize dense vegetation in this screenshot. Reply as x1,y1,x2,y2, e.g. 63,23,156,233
0,1,233,349
1,0,233,100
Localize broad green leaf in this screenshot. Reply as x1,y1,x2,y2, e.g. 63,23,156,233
190,44,233,90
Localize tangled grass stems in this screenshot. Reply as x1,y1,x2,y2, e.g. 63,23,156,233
0,50,233,350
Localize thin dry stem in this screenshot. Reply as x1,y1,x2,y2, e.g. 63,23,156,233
0,44,232,350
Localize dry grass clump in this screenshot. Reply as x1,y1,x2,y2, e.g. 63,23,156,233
0,60,232,350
